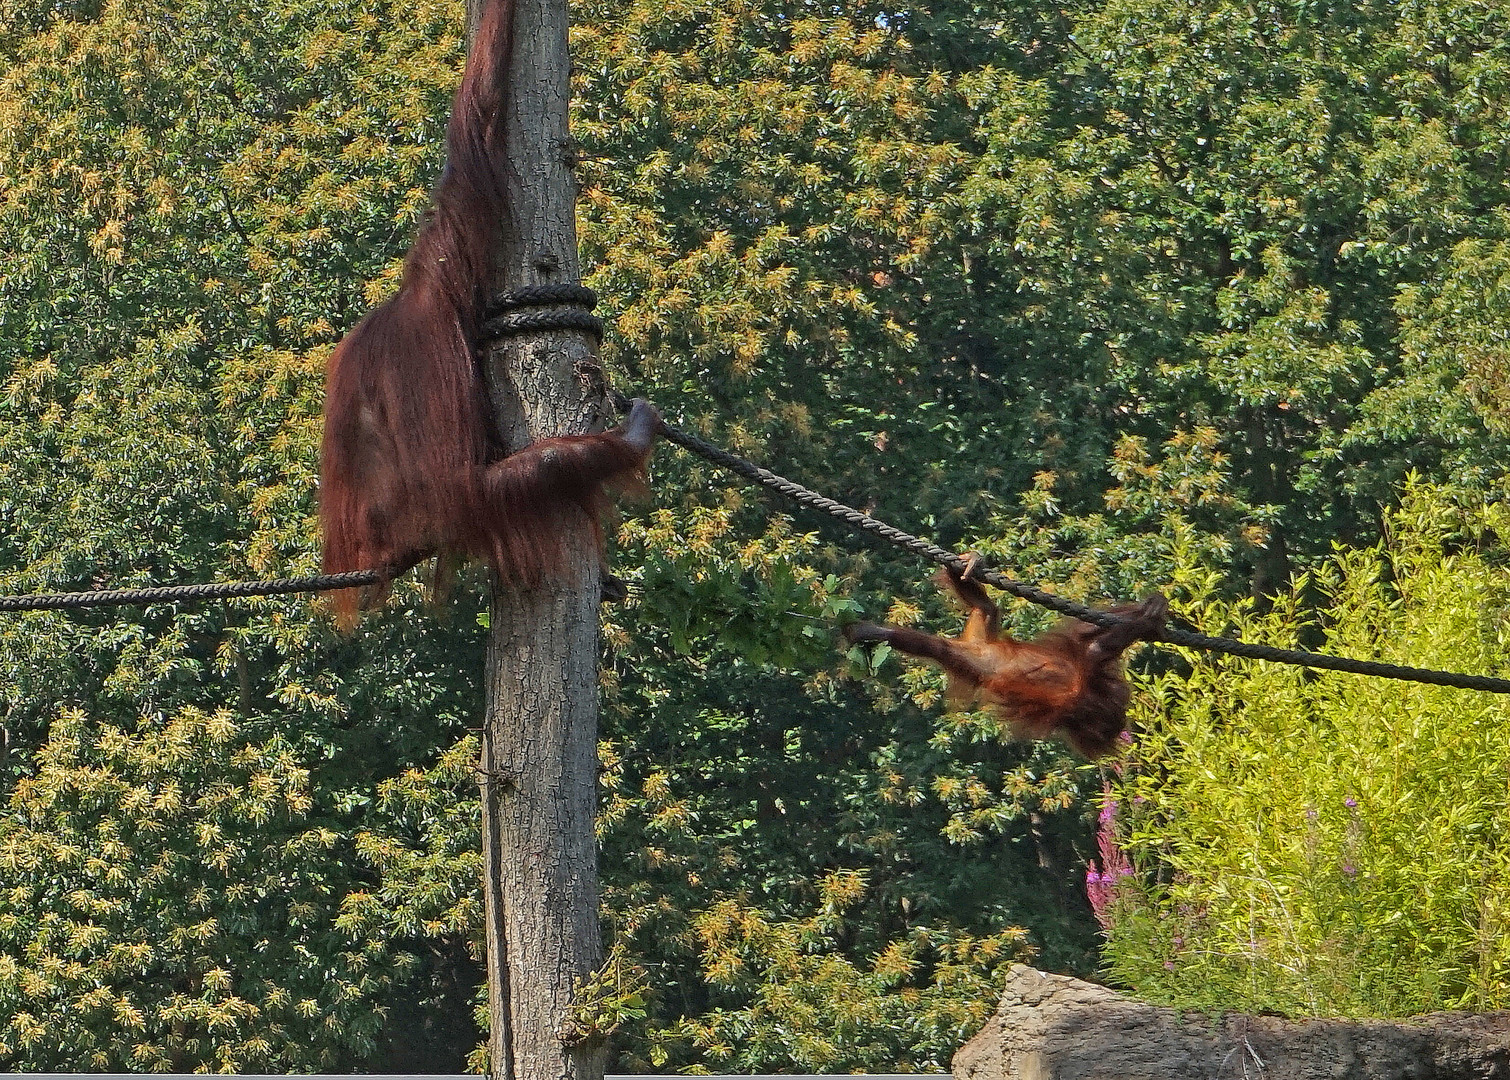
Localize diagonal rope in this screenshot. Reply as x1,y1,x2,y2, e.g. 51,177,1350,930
650,412,1510,695
1,395,1508,694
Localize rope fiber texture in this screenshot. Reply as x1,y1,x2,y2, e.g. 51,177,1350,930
651,411,1510,695
1,386,1506,694
0,569,382,613
481,283,604,340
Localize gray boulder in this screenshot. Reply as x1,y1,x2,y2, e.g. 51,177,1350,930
952,964,1510,1079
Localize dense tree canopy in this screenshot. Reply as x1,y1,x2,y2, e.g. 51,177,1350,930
0,0,1506,1069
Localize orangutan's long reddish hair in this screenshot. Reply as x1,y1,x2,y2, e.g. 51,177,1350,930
320,0,658,626
847,561,1167,759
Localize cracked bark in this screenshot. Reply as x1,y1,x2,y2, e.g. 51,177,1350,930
467,0,606,1079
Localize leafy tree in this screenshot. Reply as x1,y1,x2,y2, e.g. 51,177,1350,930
4,0,1510,1068
956,0,1510,590
0,0,492,1067
0,710,411,1070
646,878,1030,1072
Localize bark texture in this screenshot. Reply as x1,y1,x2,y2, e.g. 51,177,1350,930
953,965,1510,1080
467,0,609,1077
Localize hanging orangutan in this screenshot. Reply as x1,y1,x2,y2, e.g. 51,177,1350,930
319,0,659,626
846,558,1168,758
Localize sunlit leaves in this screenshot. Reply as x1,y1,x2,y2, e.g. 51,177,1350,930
647,880,1032,1072
0,0,486,1068
1104,483,1510,1015
0,709,408,1070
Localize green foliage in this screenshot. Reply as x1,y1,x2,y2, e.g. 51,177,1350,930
4,0,1510,1068
955,0,1510,584
648,872,1031,1073
566,945,651,1048
597,509,1102,1069
0,709,409,1070
1101,483,1510,1016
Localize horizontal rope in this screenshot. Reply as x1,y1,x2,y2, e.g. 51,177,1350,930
481,305,604,340
0,569,381,613
3,390,1508,694
486,282,598,314
481,283,603,340
647,407,1510,695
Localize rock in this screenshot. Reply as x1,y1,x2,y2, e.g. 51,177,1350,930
952,964,1510,1080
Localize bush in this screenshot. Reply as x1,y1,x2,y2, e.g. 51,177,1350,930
1100,482,1510,1016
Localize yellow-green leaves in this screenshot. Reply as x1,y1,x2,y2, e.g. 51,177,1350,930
1104,484,1510,1016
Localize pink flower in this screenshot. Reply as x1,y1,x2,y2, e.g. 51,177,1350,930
1087,788,1132,929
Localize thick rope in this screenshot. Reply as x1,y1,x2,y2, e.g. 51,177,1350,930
0,569,382,613
482,305,604,339
486,283,598,313
481,283,603,340
651,412,1510,694
2,393,1507,693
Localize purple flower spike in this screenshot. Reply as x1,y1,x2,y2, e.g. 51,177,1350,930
1344,796,1358,809
1087,783,1133,930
